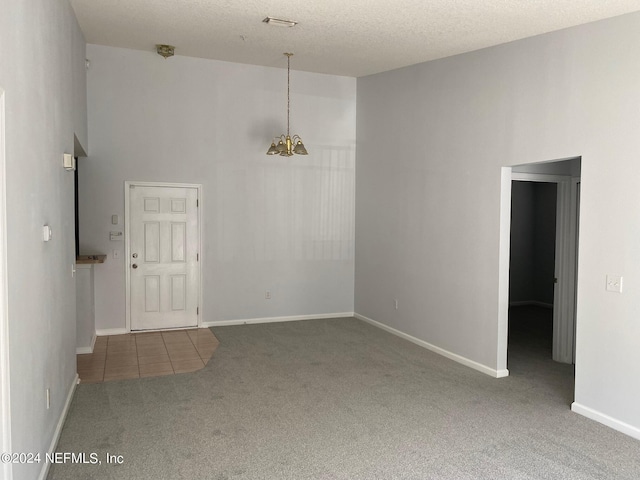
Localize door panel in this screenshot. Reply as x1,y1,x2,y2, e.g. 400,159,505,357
144,222,160,262
129,185,199,330
171,222,186,262
145,276,160,312
171,275,186,310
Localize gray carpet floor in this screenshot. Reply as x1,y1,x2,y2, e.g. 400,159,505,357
48,314,640,479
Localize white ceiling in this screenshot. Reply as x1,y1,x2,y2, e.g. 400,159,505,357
69,0,640,77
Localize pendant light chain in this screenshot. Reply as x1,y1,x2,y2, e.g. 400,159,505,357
286,53,291,136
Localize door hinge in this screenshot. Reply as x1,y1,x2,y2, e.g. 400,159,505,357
197,253,199,261
197,307,199,315
196,199,199,207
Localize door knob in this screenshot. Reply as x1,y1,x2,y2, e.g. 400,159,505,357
132,264,138,269
132,253,138,258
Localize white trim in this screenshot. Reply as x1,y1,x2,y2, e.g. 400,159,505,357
202,312,354,328
355,313,508,378
96,328,128,336
0,87,12,480
497,167,512,374
124,181,203,332
75,332,96,354
571,402,640,441
37,374,79,480
511,172,572,183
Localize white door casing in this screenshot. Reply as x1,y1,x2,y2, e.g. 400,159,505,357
571,178,580,364
126,183,201,331
0,88,13,480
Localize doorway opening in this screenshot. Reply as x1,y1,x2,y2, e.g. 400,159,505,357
498,158,581,389
508,180,558,370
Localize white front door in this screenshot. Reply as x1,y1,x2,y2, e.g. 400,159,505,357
128,184,199,331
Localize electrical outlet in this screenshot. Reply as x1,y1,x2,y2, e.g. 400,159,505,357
606,275,623,293
46,388,50,409
394,299,399,310
265,291,271,300
113,250,120,259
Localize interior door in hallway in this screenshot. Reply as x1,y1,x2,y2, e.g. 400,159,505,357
128,185,199,331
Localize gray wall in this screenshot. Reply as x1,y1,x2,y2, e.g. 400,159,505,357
0,0,87,478
356,12,640,434
509,181,557,306
82,45,356,331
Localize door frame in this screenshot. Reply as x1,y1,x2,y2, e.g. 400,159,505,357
498,169,580,371
124,181,203,332
0,88,12,480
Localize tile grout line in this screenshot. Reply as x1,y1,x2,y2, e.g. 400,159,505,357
160,332,177,374
136,332,175,378
186,331,205,364
104,333,139,382
133,333,141,379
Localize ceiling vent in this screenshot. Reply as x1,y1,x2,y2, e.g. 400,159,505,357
262,17,298,27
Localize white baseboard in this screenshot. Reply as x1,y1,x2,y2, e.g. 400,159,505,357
509,300,553,308
354,313,508,379
202,312,354,328
75,332,96,354
96,327,128,336
571,402,640,441
38,374,79,480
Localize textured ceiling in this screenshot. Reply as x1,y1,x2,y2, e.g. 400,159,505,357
69,0,640,77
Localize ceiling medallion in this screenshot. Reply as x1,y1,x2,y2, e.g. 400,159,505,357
156,44,175,59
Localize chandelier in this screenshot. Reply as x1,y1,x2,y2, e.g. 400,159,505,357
266,53,308,156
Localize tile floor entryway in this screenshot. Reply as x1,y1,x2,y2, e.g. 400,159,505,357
77,328,219,383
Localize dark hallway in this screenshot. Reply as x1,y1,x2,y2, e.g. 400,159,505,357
508,305,574,405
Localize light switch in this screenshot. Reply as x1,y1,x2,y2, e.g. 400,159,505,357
111,215,119,225
606,275,623,293
42,225,52,242
63,153,75,171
